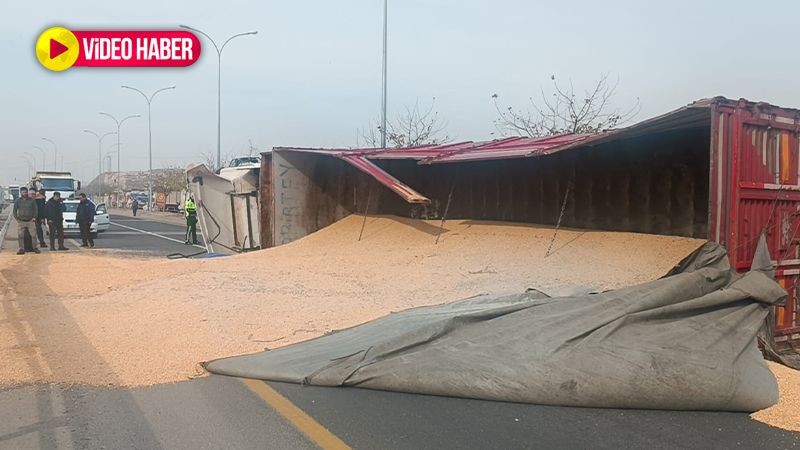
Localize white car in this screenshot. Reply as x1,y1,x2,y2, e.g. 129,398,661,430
62,200,111,237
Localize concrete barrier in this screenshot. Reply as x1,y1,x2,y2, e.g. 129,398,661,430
0,210,12,252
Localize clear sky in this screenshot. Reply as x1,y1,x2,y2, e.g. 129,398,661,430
1,0,798,186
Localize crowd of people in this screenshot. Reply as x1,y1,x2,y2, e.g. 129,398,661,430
11,188,96,255
10,188,200,254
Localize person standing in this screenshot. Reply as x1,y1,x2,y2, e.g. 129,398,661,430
76,193,96,248
132,198,139,217
34,189,48,248
184,195,198,245
13,187,40,255
45,191,68,251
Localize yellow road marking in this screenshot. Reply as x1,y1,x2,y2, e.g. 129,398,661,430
240,378,352,450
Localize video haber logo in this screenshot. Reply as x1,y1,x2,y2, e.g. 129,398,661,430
36,26,201,72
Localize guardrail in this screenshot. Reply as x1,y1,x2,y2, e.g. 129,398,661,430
0,209,11,252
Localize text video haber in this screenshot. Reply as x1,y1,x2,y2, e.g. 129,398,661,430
82,37,195,61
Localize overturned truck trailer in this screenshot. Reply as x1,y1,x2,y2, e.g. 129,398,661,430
186,163,260,254
260,97,800,345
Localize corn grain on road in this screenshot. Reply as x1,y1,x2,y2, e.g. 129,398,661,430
2,213,800,449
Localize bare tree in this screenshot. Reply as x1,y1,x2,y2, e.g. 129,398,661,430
85,178,115,196
151,167,187,194
493,73,640,137
199,150,236,170
361,98,450,148
199,151,216,170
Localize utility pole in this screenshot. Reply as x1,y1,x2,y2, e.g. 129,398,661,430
121,85,175,212
381,0,388,149
179,25,257,171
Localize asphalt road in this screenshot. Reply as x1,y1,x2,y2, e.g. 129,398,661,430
62,214,206,258
2,377,799,450
2,214,800,449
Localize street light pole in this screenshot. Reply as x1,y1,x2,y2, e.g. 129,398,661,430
83,130,117,180
121,85,176,212
32,145,47,169
106,149,119,173
41,137,57,170
19,156,32,179
106,143,121,190
381,0,388,149
23,152,37,173
99,112,139,192
179,25,257,171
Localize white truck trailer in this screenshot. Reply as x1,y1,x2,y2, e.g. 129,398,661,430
29,172,81,200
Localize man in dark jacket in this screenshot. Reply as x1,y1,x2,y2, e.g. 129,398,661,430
13,187,40,255
45,192,68,251
34,189,47,248
76,193,96,248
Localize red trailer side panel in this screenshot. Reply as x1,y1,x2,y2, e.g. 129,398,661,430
719,99,800,341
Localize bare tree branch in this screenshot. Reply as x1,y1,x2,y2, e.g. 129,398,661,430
493,73,640,137
199,150,236,171
151,167,187,193
361,98,450,148
199,151,216,170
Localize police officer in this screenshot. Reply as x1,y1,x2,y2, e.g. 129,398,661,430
184,196,198,245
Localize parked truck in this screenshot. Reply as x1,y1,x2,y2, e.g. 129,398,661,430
8,185,20,202
29,172,80,200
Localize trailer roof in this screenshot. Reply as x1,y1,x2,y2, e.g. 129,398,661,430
269,97,798,203
272,97,724,165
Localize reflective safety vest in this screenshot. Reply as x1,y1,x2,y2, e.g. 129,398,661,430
184,198,197,217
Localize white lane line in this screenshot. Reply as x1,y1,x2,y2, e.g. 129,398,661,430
103,231,187,236
113,218,176,222
111,217,201,231
112,221,205,249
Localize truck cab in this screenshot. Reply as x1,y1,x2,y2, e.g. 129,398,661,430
30,172,80,200
9,185,20,202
